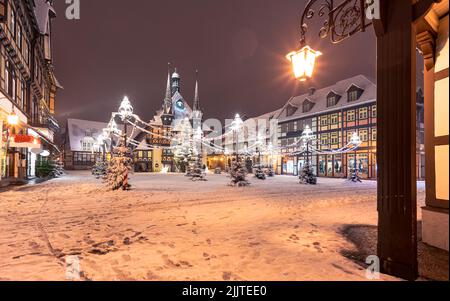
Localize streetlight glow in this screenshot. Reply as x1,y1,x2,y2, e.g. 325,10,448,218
350,132,362,146
118,96,134,120
231,114,243,131
7,113,19,126
286,46,322,81
301,125,314,141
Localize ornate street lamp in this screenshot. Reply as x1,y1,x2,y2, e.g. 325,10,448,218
117,96,134,146
286,46,322,82
300,125,314,166
287,0,374,80
231,114,244,162
118,96,134,120
349,132,362,183
299,124,317,184
96,133,108,161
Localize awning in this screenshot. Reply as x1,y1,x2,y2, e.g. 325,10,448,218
26,126,60,154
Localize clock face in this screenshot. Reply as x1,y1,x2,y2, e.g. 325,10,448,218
176,100,185,110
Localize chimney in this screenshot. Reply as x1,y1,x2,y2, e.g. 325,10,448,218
309,87,316,96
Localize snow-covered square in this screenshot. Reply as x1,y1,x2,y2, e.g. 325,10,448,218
0,172,446,281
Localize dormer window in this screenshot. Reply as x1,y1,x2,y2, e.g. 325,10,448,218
286,104,298,117
348,90,358,102
302,99,314,113
347,85,364,102
327,96,336,107
326,92,341,107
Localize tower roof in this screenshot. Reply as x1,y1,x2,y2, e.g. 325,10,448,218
162,64,174,117
193,70,200,111
172,68,180,79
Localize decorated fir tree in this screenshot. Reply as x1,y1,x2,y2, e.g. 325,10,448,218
52,158,65,177
254,165,266,180
104,135,133,190
299,163,317,185
173,141,193,174
229,158,250,187
92,158,108,179
348,165,362,183
189,155,207,181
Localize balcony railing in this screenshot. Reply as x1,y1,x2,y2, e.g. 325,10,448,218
30,99,59,132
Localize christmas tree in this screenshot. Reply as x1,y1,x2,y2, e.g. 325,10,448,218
52,157,65,177
189,155,207,181
173,138,193,174
254,165,266,180
348,165,362,183
104,135,133,190
229,158,250,187
299,163,317,185
92,158,108,179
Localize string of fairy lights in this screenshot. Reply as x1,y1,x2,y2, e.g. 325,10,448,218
94,96,362,158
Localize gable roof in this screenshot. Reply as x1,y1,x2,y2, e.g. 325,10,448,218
67,119,109,152
67,118,140,152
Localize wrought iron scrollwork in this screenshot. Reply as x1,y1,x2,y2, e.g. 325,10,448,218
299,0,373,45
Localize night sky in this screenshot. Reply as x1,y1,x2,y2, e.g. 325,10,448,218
53,0,378,126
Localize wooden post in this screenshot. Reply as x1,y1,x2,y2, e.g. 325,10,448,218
374,0,418,280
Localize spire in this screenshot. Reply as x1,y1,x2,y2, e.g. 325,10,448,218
161,63,175,126
193,69,200,111
191,69,203,125
163,63,172,114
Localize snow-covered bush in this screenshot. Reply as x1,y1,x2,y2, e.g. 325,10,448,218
36,158,64,179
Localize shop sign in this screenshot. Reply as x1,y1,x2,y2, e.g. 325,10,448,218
9,135,41,148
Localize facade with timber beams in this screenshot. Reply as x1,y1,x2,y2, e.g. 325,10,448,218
0,0,61,185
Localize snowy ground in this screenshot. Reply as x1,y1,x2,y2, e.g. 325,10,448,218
0,171,447,281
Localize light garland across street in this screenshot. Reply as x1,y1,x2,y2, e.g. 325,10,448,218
94,97,363,159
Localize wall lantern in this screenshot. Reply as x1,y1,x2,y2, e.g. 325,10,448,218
7,105,19,126
287,0,374,81
7,112,19,126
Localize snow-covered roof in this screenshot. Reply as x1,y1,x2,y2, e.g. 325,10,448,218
275,75,376,123
34,0,56,35
253,109,283,122
67,119,109,152
67,118,139,152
